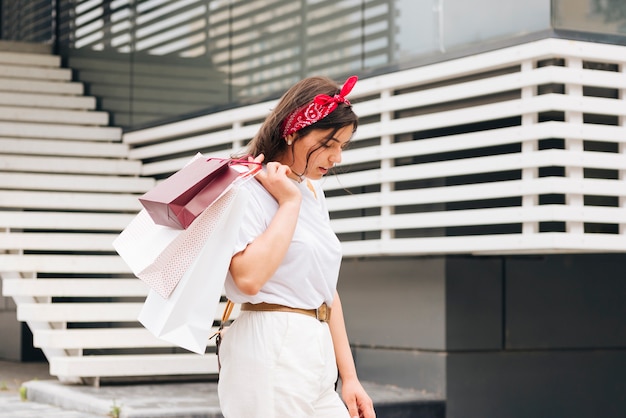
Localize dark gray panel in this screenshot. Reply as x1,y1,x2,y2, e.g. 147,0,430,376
338,257,446,350
506,254,626,349
354,346,446,397
446,350,626,418
445,256,503,350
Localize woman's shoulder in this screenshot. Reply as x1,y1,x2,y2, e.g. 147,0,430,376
239,176,276,205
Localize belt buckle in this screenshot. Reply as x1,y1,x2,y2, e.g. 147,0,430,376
316,303,330,322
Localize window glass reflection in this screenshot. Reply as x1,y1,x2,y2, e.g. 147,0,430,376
47,0,624,129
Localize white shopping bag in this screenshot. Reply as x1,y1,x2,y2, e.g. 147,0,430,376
137,187,249,354
113,154,257,299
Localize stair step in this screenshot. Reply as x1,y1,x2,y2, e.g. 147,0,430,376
0,105,108,125
0,121,121,141
2,278,147,297
0,232,120,251
0,155,142,175
0,63,71,80
0,91,96,110
0,40,52,54
17,302,142,322
34,328,177,349
0,172,154,193
0,254,130,274
49,354,220,378
0,190,142,211
0,211,134,231
0,137,129,158
0,77,84,95
0,50,60,67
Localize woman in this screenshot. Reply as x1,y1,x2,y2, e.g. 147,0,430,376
217,75,375,418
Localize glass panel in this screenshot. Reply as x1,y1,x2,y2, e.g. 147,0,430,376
57,0,133,128
20,0,617,130
131,0,227,128
554,0,626,35
0,0,54,43
393,0,441,61
442,0,550,51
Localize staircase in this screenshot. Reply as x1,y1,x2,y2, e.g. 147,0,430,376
0,42,228,386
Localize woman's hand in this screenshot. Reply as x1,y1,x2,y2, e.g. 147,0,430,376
342,377,376,418
250,154,301,205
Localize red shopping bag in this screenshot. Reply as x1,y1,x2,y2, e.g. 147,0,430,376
139,156,258,229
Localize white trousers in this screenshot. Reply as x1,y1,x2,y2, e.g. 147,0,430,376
217,311,350,418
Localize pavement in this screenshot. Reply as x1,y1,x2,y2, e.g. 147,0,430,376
0,359,443,418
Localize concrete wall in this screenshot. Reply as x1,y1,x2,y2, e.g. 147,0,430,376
338,253,626,418
0,280,21,361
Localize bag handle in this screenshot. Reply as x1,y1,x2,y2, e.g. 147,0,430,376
212,300,234,371
221,299,235,323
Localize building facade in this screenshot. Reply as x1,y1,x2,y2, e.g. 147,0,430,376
1,1,625,417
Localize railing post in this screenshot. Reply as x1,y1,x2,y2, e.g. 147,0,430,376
232,121,244,152
521,59,538,235
380,89,392,241
564,57,584,235
617,61,626,235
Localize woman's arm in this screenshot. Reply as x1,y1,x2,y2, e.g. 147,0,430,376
329,291,376,418
229,158,302,295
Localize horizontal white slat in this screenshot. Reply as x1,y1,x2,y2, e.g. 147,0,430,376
0,64,71,80
344,122,625,167
0,155,141,175
0,105,108,125
331,205,625,234
34,308,240,350
325,149,626,193
0,255,131,273
139,149,237,177
123,101,271,145
18,300,236,324
0,137,129,158
33,326,228,350
34,328,180,349
0,172,153,193
0,233,118,251
0,211,135,231
327,178,625,212
0,91,95,109
17,302,142,322
35,328,171,349
0,77,83,95
0,121,121,141
340,233,626,257
0,190,142,211
2,279,147,297
339,123,624,177
0,51,60,67
128,124,258,160
50,354,220,378
354,67,626,119
352,94,624,144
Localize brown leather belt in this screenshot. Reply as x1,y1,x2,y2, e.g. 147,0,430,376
241,302,332,323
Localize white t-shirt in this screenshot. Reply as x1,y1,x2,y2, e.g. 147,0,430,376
224,175,342,309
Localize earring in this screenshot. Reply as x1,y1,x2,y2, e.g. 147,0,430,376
287,139,293,146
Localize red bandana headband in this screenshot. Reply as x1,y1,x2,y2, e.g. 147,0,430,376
281,75,358,138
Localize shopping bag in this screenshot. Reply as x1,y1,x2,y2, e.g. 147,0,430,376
139,155,259,229
113,155,259,299
137,187,249,354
